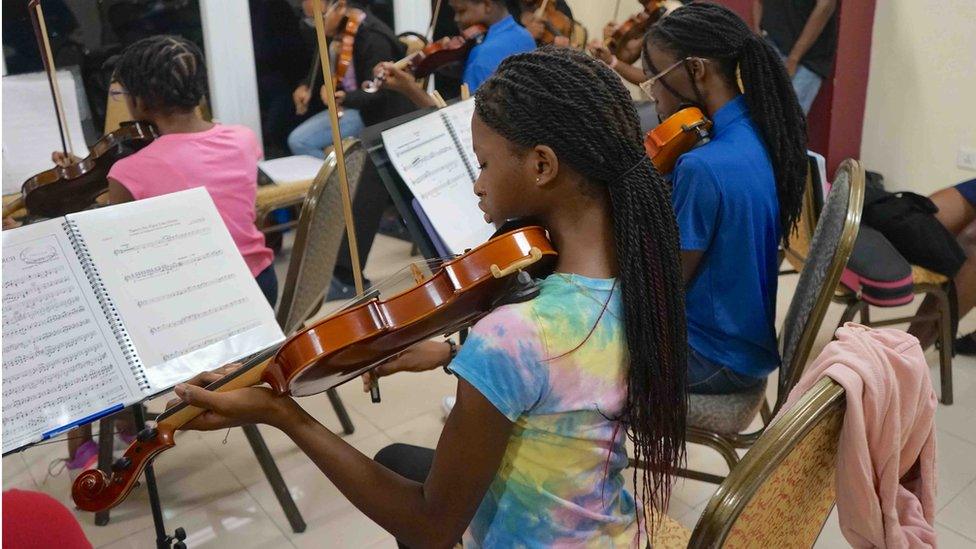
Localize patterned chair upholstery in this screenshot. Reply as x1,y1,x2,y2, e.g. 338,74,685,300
678,160,863,483
652,378,846,548
275,139,366,435
276,139,365,334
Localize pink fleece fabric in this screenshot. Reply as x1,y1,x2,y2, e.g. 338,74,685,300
779,323,937,548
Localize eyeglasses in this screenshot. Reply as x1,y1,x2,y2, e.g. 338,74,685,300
108,89,130,102
639,57,706,101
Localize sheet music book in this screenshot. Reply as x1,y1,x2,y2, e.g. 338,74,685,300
1,188,284,453
257,155,324,184
381,98,494,254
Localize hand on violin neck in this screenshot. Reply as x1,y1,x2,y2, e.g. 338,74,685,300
293,85,312,115
51,151,81,168
174,383,303,432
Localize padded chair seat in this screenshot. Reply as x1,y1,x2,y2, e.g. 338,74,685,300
256,179,315,219
911,264,949,286
688,379,768,435
649,512,692,549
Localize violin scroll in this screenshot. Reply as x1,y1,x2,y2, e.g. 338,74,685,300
72,426,176,512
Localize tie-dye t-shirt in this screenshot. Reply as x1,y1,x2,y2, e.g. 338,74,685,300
449,273,639,547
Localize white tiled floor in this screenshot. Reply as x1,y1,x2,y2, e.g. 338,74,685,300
4,233,975,548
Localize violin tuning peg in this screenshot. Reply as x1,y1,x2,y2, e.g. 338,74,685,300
175,527,187,540
111,456,132,472
136,427,158,442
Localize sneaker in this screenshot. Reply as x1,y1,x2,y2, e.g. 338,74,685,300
956,331,976,356
327,276,371,302
48,439,99,482
441,396,456,419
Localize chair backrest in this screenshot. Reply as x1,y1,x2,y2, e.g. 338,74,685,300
776,159,864,409
689,377,846,547
783,153,826,271
276,139,366,334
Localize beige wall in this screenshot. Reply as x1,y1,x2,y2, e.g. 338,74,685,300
859,0,976,195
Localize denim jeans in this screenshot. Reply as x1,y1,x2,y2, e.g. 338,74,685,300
287,107,365,159
254,264,278,308
768,38,824,115
687,346,765,394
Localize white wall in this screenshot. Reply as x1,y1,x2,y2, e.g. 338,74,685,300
200,0,263,147
859,1,976,194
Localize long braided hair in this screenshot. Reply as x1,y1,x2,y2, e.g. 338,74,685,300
475,47,687,523
112,35,207,114
646,2,807,237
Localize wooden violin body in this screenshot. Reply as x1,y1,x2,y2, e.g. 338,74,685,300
606,0,680,57
520,0,573,45
644,107,711,174
363,24,487,93
20,121,158,218
72,224,557,512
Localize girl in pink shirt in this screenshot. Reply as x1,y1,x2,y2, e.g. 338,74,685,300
50,35,276,477
55,35,276,305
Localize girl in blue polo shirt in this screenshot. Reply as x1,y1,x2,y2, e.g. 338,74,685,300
641,3,808,394
373,0,535,106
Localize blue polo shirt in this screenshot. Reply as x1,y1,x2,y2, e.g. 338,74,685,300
670,96,781,379
463,15,536,91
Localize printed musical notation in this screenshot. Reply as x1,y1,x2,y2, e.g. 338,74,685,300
382,100,494,254
2,222,133,454
66,188,284,391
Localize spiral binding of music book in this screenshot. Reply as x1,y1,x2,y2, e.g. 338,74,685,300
63,219,151,392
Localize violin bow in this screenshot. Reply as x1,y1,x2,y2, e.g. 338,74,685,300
426,0,444,43
28,0,74,157
311,0,379,400
534,0,551,20
613,0,622,21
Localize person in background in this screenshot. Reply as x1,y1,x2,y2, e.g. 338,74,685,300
643,3,808,394
3,489,92,548
173,47,688,548
372,0,535,108
50,35,276,477
753,0,837,114
909,180,976,355
287,0,414,159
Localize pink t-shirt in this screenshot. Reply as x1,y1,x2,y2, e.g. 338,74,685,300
108,124,274,277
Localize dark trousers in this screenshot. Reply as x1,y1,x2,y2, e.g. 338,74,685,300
255,264,279,308
374,444,438,549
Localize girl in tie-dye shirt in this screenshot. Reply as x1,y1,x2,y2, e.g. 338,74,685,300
175,47,687,548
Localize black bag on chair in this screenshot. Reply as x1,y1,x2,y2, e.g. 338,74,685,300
861,171,968,278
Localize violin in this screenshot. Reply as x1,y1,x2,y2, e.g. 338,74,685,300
520,0,573,46
644,107,711,174
10,121,159,219
605,0,679,58
72,223,557,512
298,10,361,118
4,1,159,220
362,24,487,93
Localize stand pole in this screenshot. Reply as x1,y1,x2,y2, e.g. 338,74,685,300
132,405,185,549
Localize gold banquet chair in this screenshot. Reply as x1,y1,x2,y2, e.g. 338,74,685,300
276,138,367,434
675,159,864,484
652,377,846,548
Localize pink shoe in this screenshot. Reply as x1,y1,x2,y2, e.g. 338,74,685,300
49,440,99,482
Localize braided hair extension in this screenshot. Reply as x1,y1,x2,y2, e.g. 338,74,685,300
645,2,807,237
112,35,207,114
474,47,687,527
